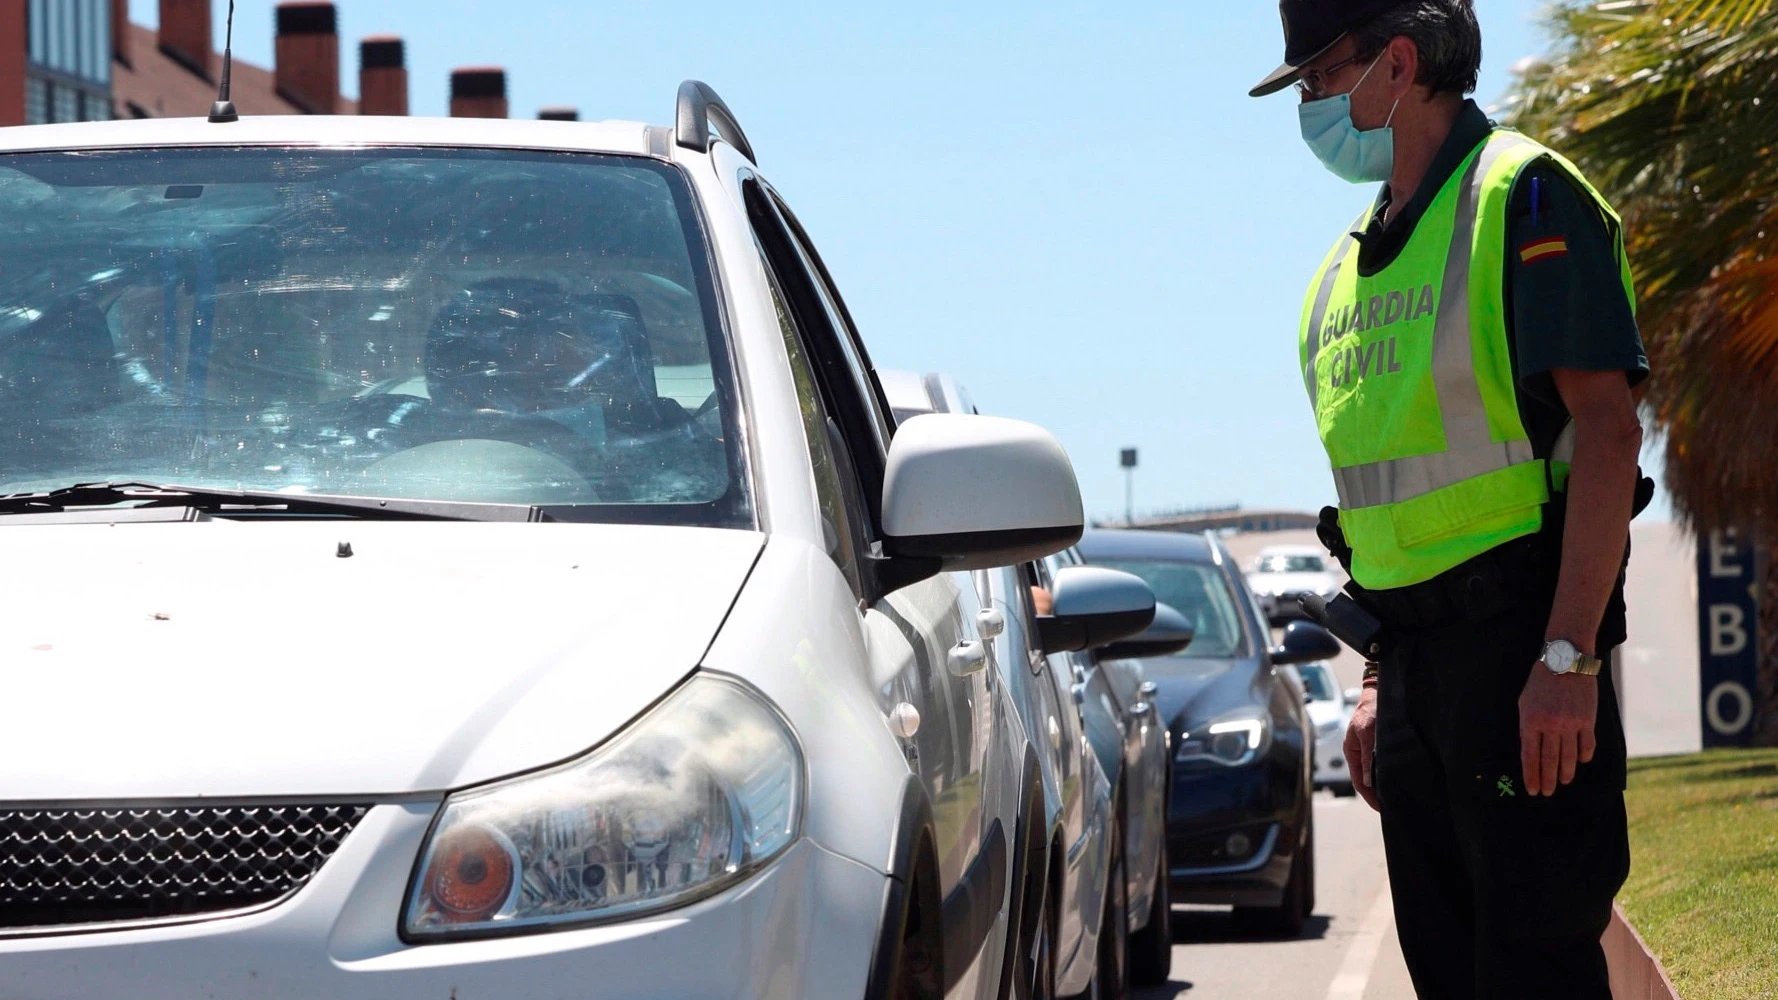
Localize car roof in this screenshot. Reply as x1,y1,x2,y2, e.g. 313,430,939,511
1077,528,1221,565
878,370,934,416
0,116,653,157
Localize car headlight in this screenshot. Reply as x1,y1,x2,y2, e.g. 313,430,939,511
403,674,802,941
1175,711,1272,768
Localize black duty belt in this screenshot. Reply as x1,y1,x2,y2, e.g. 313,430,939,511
1347,533,1554,632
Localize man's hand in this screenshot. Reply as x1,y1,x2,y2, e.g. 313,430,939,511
1343,686,1381,811
1518,666,1597,796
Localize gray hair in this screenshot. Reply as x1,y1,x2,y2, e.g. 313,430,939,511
1353,0,1482,96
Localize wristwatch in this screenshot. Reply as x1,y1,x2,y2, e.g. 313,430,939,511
1540,639,1604,677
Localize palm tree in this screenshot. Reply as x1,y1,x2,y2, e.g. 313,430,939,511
1505,0,1778,742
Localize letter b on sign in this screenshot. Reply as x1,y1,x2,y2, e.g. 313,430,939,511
1698,530,1762,746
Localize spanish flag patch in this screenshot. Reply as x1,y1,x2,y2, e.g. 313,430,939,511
1519,237,1569,264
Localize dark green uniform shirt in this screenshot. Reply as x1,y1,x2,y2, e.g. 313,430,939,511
1353,100,1649,458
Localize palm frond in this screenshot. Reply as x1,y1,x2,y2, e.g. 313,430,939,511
1508,1,1778,530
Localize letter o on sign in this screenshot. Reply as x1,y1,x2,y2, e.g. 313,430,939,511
1706,681,1755,736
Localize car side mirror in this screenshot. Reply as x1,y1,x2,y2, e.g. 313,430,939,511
1036,566,1156,655
1270,620,1341,666
1094,601,1194,661
880,414,1083,582
1343,686,1363,706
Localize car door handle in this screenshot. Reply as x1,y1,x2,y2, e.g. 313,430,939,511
948,640,987,676
976,607,1006,640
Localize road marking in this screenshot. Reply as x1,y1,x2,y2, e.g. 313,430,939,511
1326,880,1394,1000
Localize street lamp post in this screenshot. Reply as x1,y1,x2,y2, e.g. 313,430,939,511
1120,448,1138,527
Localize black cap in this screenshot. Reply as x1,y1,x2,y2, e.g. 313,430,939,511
1249,0,1409,98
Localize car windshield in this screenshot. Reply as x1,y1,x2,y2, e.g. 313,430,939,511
1295,665,1337,701
1256,554,1326,574
1090,558,1250,661
0,147,745,525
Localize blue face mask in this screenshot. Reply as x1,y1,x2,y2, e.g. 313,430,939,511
1298,53,1401,184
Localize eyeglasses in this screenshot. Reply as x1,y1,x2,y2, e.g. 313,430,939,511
1295,51,1369,101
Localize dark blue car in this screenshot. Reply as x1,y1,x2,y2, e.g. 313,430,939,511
1077,529,1340,937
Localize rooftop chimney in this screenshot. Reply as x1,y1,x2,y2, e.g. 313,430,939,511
538,107,579,121
358,36,406,116
158,0,212,80
111,0,132,68
275,2,339,114
450,67,507,119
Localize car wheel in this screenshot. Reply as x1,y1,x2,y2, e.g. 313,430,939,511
1231,819,1310,939
1331,781,1357,798
1091,813,1129,999
1300,813,1316,918
892,860,944,1000
1127,832,1172,987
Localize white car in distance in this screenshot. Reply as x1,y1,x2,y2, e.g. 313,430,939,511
1245,544,1343,625
1284,662,1361,798
0,82,1148,999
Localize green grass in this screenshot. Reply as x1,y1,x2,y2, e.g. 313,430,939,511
1619,748,1778,999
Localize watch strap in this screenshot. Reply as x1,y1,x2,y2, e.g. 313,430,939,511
1572,651,1605,677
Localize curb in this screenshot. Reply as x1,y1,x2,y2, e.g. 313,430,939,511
1603,903,1681,999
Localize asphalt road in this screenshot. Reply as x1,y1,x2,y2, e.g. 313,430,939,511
1135,792,1417,1000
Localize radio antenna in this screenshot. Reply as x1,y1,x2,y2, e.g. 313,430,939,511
208,0,239,123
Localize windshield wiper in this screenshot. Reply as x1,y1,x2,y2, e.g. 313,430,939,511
0,482,543,522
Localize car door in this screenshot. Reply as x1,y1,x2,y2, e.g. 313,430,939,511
745,180,1013,999
1024,557,1113,995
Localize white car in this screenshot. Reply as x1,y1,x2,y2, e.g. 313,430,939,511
0,82,1149,999
1245,545,1342,624
1285,663,1360,797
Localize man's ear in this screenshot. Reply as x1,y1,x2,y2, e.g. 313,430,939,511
1385,35,1420,99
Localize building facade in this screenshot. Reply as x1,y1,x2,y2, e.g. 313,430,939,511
1,0,558,128
22,0,115,124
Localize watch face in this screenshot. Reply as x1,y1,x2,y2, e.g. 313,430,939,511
1544,640,1577,674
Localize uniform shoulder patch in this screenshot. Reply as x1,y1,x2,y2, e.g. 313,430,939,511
1519,237,1569,264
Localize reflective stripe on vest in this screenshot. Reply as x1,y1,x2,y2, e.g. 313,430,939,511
1306,134,1537,511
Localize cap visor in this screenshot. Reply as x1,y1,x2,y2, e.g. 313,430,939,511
1249,62,1302,98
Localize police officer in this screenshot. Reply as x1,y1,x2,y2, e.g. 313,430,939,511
1251,2,1650,997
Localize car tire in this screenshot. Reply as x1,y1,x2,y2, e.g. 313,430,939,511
1331,781,1357,798
1231,817,1311,939
1091,812,1129,999
1127,833,1172,987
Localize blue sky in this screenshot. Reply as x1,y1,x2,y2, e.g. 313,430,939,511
130,0,1668,521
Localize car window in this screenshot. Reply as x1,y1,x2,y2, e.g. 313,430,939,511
0,147,746,524
1087,558,1252,662
766,191,895,459
745,181,888,534
1256,554,1327,574
1298,665,1337,701
765,269,865,597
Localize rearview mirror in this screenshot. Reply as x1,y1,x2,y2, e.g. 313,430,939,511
1270,620,1341,666
1095,601,1194,661
882,414,1083,577
1037,566,1155,655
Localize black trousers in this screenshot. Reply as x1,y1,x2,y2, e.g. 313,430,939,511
1374,589,1630,999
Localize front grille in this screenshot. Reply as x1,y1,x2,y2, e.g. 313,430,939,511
0,804,370,931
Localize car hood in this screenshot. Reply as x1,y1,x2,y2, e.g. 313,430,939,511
1138,657,1266,732
1246,571,1336,596
0,521,763,801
